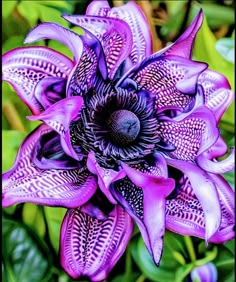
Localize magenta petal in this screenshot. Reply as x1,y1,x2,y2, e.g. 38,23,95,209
62,15,133,79
166,159,221,243
164,10,203,58
203,136,228,159
2,47,73,114
60,205,133,281
2,125,97,208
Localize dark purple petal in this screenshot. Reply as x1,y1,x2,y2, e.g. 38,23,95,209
28,96,83,160
158,106,219,161
191,262,217,282
62,15,133,79
164,10,203,58
166,173,234,243
60,205,133,281
196,147,234,174
110,159,175,265
2,47,73,114
166,159,221,243
34,77,67,109
86,0,110,17
119,56,207,113
2,125,97,208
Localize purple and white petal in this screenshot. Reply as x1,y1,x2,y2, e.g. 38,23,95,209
191,262,217,282
110,159,175,265
158,106,219,161
166,159,221,243
86,0,111,17
2,47,73,114
203,136,228,159
2,125,97,208
62,15,133,79
119,56,207,113
60,205,133,281
166,172,234,243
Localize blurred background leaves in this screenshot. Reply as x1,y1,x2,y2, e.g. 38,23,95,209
2,0,234,281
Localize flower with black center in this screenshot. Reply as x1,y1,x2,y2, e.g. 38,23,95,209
2,1,234,281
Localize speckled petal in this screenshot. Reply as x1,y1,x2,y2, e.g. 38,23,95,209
158,106,219,161
2,47,73,114
166,172,234,243
60,205,133,281
86,0,110,17
2,125,97,208
62,15,133,79
166,159,221,243
110,158,175,265
119,56,207,112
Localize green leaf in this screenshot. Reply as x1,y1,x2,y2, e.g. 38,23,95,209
2,1,17,18
175,263,194,282
44,206,67,252
2,217,52,282
216,38,235,64
23,204,46,238
17,2,40,27
223,239,235,256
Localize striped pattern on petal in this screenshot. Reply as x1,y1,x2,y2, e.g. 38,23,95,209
2,125,97,208
2,47,73,114
60,205,133,281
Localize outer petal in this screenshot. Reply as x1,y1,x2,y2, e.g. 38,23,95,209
110,157,175,265
60,205,133,281
86,0,110,17
166,172,234,243
2,125,97,208
119,56,207,113
2,47,73,114
157,106,219,161
28,96,83,160
166,159,221,243
62,15,133,79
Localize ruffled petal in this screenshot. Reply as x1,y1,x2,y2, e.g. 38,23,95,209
119,56,207,113
166,159,221,243
166,171,234,243
62,15,133,79
28,96,83,160
86,0,110,17
2,47,73,114
110,158,175,265
60,205,133,281
34,77,67,109
2,125,97,208
158,106,219,160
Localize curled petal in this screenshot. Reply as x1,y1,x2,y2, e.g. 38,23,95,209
28,96,83,160
196,147,235,174
2,125,97,208
62,15,133,79
2,47,73,114
111,161,175,265
60,205,133,281
86,0,110,16
166,159,221,243
203,136,228,159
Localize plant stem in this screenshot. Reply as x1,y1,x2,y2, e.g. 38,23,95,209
3,102,26,132
136,274,146,282
184,236,196,262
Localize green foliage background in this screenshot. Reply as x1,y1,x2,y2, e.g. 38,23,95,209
2,1,235,282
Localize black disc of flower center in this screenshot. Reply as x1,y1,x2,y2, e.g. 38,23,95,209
108,110,140,146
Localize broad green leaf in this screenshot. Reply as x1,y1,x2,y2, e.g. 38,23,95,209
23,204,46,238
2,217,52,282
17,2,40,27
2,130,27,172
175,263,194,282
216,38,235,64
44,206,67,252
38,4,69,27
223,239,235,256
2,1,17,18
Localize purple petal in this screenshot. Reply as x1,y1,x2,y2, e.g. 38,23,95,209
158,106,219,161
164,10,203,58
62,15,133,79
196,147,235,174
2,125,97,208
166,173,234,243
34,77,67,109
2,47,73,114
166,159,221,243
60,205,133,281
191,263,217,282
110,159,175,265
28,96,83,160
203,136,228,159
87,151,118,204
107,1,152,72
86,0,110,16
119,56,207,113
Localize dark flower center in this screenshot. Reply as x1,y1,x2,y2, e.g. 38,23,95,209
108,110,140,146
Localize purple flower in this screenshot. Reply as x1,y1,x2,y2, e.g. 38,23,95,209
190,262,218,282
2,1,234,281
